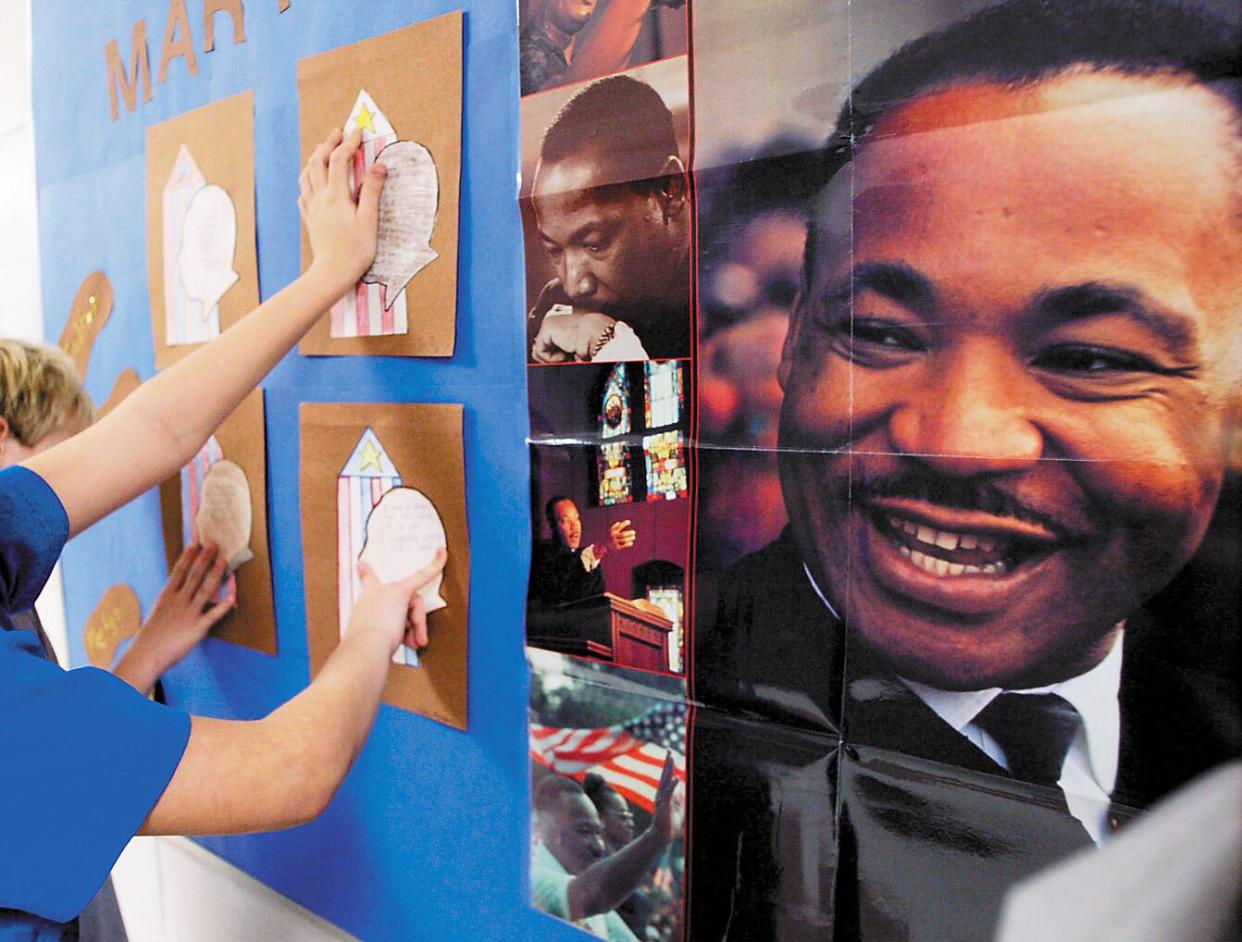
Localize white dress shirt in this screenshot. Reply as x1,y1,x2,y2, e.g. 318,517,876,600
801,562,1123,844
902,636,1123,844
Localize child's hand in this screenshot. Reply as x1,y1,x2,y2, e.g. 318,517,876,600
113,542,233,693
347,549,447,657
299,127,387,296
141,542,233,665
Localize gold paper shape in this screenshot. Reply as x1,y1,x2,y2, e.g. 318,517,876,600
58,272,114,381
83,583,141,669
98,369,141,419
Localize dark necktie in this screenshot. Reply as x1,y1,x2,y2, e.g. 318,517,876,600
974,692,1083,788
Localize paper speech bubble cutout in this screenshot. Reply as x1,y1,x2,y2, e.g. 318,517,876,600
196,458,254,573
362,141,440,309
358,486,448,613
178,184,240,326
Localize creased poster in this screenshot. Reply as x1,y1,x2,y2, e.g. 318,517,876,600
300,403,469,729
159,390,276,655
518,0,1242,940
517,2,698,939
146,92,258,369
297,12,461,357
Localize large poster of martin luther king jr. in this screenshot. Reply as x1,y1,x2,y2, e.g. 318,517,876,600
688,1,1242,939
521,60,691,365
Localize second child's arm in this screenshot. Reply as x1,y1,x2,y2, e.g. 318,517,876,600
139,553,444,835
26,127,385,538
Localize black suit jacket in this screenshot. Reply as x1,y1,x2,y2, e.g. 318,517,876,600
689,529,1240,941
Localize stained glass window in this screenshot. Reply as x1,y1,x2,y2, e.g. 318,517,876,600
598,442,633,506
644,361,683,429
644,430,687,501
646,587,685,673
601,364,630,439
597,364,633,504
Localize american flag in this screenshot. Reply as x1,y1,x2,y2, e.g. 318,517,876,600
530,702,686,812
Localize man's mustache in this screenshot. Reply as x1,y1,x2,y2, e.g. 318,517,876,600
845,467,1080,536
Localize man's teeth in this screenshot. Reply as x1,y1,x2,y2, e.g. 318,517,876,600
898,544,1006,576
890,517,996,554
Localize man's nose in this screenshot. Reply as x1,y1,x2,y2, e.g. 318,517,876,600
563,251,597,300
886,344,1043,476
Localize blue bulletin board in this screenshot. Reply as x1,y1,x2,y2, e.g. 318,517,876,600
30,2,576,938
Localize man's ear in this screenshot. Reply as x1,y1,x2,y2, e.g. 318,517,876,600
655,156,687,222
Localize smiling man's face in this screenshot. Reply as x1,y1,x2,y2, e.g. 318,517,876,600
779,74,1242,689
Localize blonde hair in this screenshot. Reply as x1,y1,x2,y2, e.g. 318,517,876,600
0,340,95,446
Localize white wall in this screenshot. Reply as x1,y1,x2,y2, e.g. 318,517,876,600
0,2,352,938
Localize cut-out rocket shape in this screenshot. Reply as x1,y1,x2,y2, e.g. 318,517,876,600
330,91,410,339
180,435,237,605
337,427,403,648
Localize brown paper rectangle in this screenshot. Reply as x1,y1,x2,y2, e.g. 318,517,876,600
159,390,276,655
300,403,470,729
146,91,259,370
296,12,462,358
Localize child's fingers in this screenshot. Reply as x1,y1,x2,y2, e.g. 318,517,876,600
407,595,429,649
328,127,363,193
306,135,334,191
197,597,234,633
357,559,379,590
357,163,387,230
167,542,200,592
396,548,446,594
182,543,219,597
191,554,229,608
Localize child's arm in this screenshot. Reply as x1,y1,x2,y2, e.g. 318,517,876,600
140,551,445,835
25,127,384,539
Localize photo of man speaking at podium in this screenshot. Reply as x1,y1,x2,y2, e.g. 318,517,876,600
689,1,1242,938
527,361,692,675
530,496,637,608
525,75,691,364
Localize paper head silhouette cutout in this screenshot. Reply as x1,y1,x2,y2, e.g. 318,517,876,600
178,184,240,318
196,458,254,573
359,486,448,615
364,141,440,308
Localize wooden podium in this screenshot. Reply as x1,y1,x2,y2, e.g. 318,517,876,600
528,593,673,673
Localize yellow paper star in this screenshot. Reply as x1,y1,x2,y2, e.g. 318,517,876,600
355,102,376,133
358,439,383,472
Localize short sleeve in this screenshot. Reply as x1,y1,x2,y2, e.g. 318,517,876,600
530,846,572,920
0,466,70,613
0,631,191,922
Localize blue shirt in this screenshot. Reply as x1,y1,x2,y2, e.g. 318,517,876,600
0,467,191,940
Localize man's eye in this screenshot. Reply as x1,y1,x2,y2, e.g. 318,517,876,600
849,320,925,351
1032,344,1159,375
546,246,563,260
585,242,606,255
822,316,926,366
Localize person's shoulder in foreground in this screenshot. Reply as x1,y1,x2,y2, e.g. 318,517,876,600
0,464,191,928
